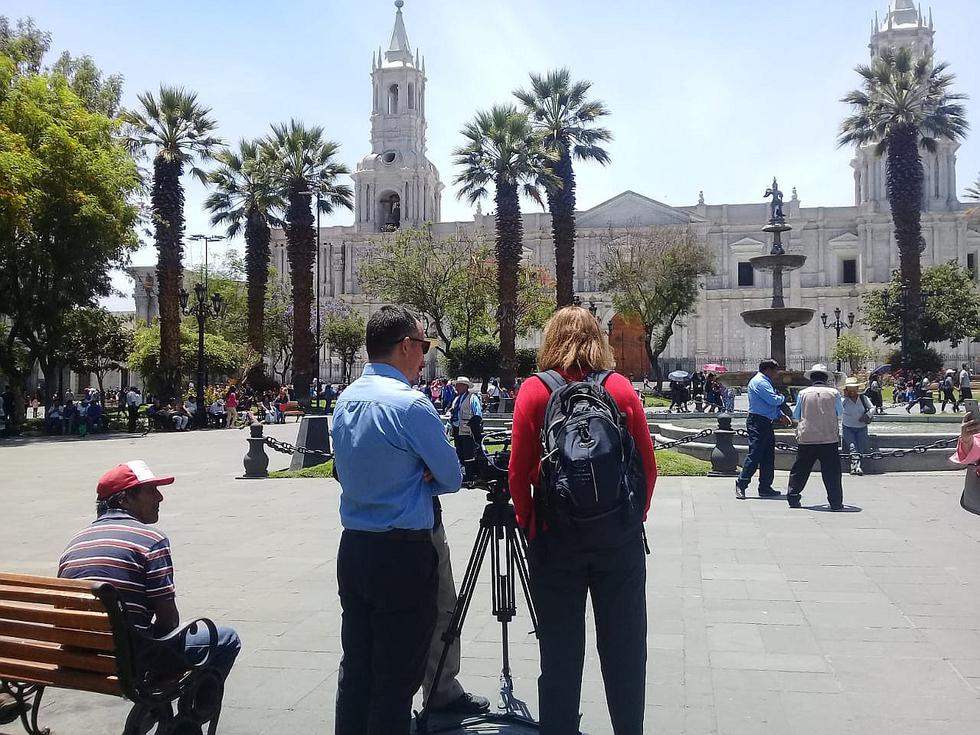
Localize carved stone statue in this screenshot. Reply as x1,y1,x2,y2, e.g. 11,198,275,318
698,190,705,206
763,177,785,224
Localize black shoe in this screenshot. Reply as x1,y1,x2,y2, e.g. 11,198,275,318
735,481,746,500
788,496,801,508
758,489,783,498
430,692,491,716
830,505,845,511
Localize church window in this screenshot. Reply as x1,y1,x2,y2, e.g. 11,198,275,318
381,150,397,165
387,84,399,114
968,253,977,281
737,262,754,287
842,258,857,284
408,83,415,110
934,155,941,198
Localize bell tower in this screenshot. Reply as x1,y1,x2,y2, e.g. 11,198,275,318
851,1,959,212
352,0,443,233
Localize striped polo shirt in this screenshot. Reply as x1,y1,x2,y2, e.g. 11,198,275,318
58,509,175,631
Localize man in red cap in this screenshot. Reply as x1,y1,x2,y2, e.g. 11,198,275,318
58,461,241,681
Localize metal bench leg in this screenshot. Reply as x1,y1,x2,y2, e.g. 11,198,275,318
0,681,49,735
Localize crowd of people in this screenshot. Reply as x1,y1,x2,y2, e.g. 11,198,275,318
664,370,734,413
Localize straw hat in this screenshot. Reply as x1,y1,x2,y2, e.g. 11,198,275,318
805,363,830,379
843,377,862,390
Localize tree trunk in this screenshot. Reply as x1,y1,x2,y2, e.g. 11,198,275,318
495,182,523,390
643,327,662,392
547,147,577,308
886,127,924,361
152,156,186,399
244,207,271,386
285,185,315,405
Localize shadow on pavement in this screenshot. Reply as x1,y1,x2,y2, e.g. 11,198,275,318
804,504,863,513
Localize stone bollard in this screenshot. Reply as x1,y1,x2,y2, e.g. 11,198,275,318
240,422,269,479
707,413,739,477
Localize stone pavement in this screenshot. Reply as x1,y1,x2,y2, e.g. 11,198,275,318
1,424,980,734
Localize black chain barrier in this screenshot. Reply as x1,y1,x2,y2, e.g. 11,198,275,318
263,436,333,460
654,427,959,462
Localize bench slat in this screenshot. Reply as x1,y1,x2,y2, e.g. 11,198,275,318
0,573,100,593
0,657,122,696
0,602,112,632
0,620,115,652
0,585,105,612
0,639,117,675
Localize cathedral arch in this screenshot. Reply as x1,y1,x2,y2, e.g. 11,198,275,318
408,83,415,110
387,84,399,114
378,190,401,232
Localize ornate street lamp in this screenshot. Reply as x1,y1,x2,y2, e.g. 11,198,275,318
188,233,225,288
180,282,227,428
820,306,855,372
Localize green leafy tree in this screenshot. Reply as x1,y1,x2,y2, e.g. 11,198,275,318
61,308,134,397
452,105,557,388
129,324,241,396
831,333,876,374
444,338,539,388
205,140,283,366
323,311,365,384
263,120,352,402
121,86,223,398
0,46,139,416
598,227,714,390
839,47,969,357
514,68,612,307
49,51,123,117
0,16,49,75
861,262,980,350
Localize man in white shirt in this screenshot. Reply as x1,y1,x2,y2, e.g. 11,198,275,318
960,364,973,401
126,387,140,433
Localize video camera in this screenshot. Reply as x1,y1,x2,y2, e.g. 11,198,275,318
461,430,512,501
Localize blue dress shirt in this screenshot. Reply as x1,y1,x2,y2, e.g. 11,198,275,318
332,363,463,532
746,372,786,420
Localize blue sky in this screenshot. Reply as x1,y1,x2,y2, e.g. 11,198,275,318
10,0,980,310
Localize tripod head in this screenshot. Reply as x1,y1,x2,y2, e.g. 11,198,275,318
461,430,512,503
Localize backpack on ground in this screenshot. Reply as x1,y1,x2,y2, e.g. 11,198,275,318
535,370,647,550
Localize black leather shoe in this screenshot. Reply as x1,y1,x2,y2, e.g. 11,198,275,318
788,497,801,508
431,692,491,715
758,489,783,498
735,481,746,500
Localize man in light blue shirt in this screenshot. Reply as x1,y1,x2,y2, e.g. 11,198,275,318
735,358,789,500
332,305,468,734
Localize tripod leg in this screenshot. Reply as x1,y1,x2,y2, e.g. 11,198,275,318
417,522,492,732
510,526,539,634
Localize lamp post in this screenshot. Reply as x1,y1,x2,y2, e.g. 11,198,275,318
188,234,225,288
820,306,855,372
180,282,227,428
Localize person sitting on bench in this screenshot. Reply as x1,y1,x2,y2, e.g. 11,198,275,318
58,461,241,682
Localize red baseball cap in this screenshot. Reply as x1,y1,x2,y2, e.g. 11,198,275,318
97,461,175,500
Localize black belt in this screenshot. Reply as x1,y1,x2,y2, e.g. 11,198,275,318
345,528,432,542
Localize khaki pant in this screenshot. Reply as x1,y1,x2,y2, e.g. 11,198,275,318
422,522,465,707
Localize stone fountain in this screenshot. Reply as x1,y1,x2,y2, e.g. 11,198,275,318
740,178,814,367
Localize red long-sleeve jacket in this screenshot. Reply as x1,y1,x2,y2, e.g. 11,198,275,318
508,370,658,540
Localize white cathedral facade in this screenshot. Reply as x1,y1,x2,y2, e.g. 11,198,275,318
267,0,979,381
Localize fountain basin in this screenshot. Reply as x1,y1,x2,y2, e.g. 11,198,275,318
741,307,815,329
748,254,807,272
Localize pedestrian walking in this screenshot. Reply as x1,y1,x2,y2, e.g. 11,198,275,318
735,359,789,499
841,377,874,475
960,363,973,401
942,369,960,412
866,375,884,414
787,364,845,510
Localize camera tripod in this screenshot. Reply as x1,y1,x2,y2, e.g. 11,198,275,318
414,481,540,733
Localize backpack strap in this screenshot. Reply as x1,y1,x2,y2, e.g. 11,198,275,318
535,370,566,395
587,370,614,387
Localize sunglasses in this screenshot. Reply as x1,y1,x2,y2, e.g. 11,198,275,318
397,335,431,355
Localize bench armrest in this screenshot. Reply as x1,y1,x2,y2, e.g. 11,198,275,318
131,617,220,700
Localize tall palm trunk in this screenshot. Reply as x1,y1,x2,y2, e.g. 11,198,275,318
886,126,924,357
547,146,577,307
285,186,314,402
495,181,522,389
244,206,271,357
152,156,185,398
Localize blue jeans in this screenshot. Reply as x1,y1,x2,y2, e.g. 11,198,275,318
841,425,868,455
737,413,775,493
139,623,241,682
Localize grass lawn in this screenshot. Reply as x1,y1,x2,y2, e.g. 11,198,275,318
643,394,672,408
655,449,711,476
270,451,710,479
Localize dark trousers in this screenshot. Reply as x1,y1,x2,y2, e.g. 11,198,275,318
737,413,776,493
962,387,973,401
335,529,438,735
528,532,647,735
787,442,843,508
942,388,960,412
127,404,138,433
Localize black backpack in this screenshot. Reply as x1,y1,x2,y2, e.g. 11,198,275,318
535,370,646,550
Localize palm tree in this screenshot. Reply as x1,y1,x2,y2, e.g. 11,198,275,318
205,140,283,374
838,47,968,359
122,86,223,397
514,69,611,307
263,120,352,401
453,105,557,388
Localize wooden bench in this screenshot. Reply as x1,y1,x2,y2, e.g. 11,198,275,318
280,401,305,422
0,573,223,735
